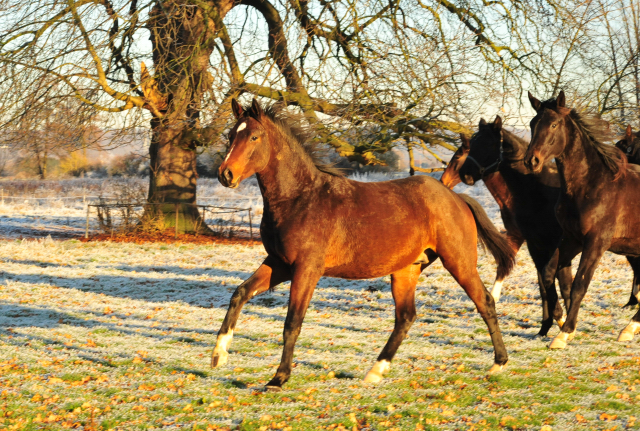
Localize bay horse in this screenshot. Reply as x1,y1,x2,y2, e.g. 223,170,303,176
441,133,525,301
211,98,515,391
525,91,640,348
457,117,572,336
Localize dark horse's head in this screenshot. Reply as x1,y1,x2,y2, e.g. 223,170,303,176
458,116,503,185
524,91,571,173
616,125,640,165
440,134,470,189
526,90,626,177
219,99,270,188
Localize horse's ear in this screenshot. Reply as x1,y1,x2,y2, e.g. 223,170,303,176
460,134,470,149
493,115,503,131
250,98,264,118
557,90,566,108
528,91,542,111
626,124,633,140
231,98,244,119
479,118,487,126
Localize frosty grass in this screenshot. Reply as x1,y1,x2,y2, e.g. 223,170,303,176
0,176,638,430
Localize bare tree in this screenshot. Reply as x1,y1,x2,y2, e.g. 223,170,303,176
2,0,638,231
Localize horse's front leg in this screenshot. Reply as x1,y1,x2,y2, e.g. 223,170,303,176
364,264,422,383
212,256,291,368
265,259,323,391
549,235,607,349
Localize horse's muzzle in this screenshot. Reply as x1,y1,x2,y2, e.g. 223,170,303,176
218,167,238,188
524,154,543,173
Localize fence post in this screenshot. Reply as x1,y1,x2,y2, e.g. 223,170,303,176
85,205,90,239
248,208,253,241
175,203,179,239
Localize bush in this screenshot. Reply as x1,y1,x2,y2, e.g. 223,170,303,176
108,153,149,177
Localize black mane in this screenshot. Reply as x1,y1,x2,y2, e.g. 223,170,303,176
540,98,627,176
244,101,344,177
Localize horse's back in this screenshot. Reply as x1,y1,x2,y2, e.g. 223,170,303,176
319,175,476,279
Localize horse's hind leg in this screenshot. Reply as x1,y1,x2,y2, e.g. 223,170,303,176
439,252,508,372
618,307,640,342
624,257,640,307
212,256,291,368
618,257,640,341
364,263,422,383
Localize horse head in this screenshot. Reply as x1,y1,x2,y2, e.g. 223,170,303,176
440,134,471,188
459,116,503,185
525,91,571,173
219,98,272,188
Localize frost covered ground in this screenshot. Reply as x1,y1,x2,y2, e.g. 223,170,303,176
0,174,638,430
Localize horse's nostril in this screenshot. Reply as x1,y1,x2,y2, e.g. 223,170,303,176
531,156,540,168
223,168,233,183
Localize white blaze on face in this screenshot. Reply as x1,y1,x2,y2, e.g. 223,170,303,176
236,122,247,132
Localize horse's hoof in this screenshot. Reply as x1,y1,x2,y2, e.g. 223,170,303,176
487,363,504,374
265,385,282,393
617,322,640,342
363,371,383,383
567,330,576,341
549,331,572,349
211,350,228,368
556,318,565,329
363,360,390,384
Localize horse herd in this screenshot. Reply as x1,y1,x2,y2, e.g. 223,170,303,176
210,93,640,391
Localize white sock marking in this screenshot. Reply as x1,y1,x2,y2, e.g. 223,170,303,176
618,321,640,342
491,280,503,302
215,331,234,352
364,360,390,383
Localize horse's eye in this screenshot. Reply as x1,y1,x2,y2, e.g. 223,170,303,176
551,123,557,128
251,136,258,141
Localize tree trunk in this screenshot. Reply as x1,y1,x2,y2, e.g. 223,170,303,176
146,117,209,234
144,0,226,234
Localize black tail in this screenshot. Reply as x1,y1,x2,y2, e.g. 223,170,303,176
458,194,516,280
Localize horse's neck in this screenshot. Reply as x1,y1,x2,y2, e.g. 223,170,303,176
501,131,528,172
556,122,610,197
256,137,323,208
483,173,514,211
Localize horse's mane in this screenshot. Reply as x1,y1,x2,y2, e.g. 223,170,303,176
541,98,627,176
501,129,528,160
248,102,344,177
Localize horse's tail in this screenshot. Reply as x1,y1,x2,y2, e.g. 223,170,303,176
458,193,516,280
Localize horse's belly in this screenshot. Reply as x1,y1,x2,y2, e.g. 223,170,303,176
322,244,428,279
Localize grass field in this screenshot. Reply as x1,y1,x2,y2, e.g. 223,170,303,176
0,234,639,430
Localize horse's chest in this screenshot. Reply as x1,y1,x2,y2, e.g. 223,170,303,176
260,209,330,264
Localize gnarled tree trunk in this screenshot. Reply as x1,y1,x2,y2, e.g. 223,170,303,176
144,1,231,234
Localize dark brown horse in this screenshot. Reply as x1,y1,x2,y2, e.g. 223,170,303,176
457,117,572,336
615,125,640,307
525,91,640,348
211,99,516,390
441,133,525,301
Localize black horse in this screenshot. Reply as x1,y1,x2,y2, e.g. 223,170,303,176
525,91,640,348
459,116,572,336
